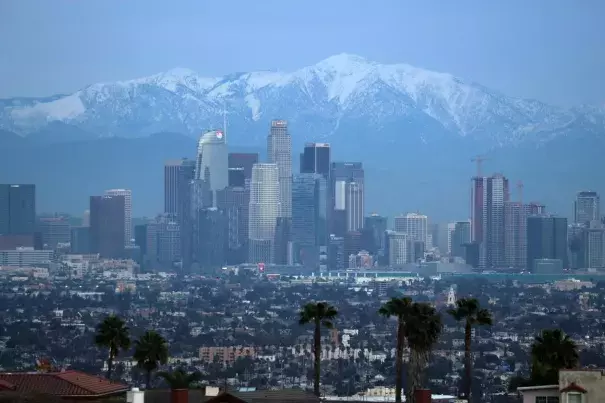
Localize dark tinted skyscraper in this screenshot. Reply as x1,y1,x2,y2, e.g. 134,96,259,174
527,215,568,270
90,195,125,258
228,153,259,184
0,184,36,235
451,221,471,259
164,159,195,215
300,143,330,177
228,167,246,188
364,214,387,255
292,173,322,267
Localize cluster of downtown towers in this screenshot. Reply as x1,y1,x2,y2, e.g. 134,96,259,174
1,119,602,272
162,120,365,272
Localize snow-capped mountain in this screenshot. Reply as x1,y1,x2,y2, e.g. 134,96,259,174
0,53,595,148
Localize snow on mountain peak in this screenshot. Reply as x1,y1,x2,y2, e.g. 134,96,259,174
0,53,578,144
314,53,373,72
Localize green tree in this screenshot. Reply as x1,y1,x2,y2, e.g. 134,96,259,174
406,302,443,403
94,315,131,380
299,301,338,397
447,298,492,402
530,329,579,385
378,296,413,403
133,330,169,389
157,368,202,389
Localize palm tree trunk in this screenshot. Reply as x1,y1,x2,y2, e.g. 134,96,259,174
464,322,472,402
395,319,405,403
313,320,321,397
107,357,113,380
146,370,152,390
406,349,424,403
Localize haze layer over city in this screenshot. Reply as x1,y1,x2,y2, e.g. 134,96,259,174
1,2,605,403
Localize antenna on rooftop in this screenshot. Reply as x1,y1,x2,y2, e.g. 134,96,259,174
223,101,228,143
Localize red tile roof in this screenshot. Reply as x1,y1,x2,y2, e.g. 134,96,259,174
0,379,16,390
560,382,587,393
0,371,129,397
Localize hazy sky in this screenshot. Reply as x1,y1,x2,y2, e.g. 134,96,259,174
1,0,604,106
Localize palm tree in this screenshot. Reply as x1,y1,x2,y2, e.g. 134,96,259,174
378,296,413,403
94,315,131,380
299,302,338,397
405,302,443,403
530,329,579,385
448,298,492,402
157,368,202,389
133,330,169,389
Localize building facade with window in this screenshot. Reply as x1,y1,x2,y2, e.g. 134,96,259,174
518,369,605,403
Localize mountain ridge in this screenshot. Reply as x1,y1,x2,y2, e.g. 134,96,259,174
0,53,595,147
0,54,604,219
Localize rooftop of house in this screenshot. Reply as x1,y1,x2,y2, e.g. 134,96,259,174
0,371,129,398
144,388,319,403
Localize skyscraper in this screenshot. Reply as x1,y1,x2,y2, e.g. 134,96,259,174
330,162,364,185
164,158,195,215
0,184,36,235
450,221,471,259
504,202,545,269
217,183,250,264
292,173,325,267
105,189,132,246
89,195,125,258
575,191,600,225
248,163,281,263
267,120,292,218
471,174,509,269
345,181,364,231
364,213,387,256
394,213,428,246
38,217,70,248
584,223,605,269
301,143,331,177
195,130,228,205
228,153,259,184
387,231,409,267
330,162,364,236
527,215,568,270
228,168,246,188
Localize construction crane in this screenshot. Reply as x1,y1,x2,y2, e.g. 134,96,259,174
471,155,488,177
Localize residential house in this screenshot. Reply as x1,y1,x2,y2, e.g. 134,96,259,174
0,370,129,399
517,369,605,403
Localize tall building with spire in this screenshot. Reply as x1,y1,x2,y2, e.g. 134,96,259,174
248,163,281,264
267,120,291,218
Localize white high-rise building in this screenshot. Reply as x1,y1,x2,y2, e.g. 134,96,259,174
394,213,428,245
195,130,228,206
267,120,292,218
104,189,132,246
248,163,281,263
